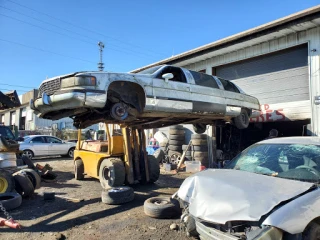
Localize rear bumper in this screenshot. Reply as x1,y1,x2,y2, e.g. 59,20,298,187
31,89,107,116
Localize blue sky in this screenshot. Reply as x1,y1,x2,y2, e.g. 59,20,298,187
0,0,319,96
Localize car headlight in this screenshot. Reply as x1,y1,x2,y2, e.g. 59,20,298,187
61,75,96,88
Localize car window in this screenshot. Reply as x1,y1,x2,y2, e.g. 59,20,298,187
31,136,45,143
0,126,15,140
217,77,240,93
46,137,62,143
155,66,187,83
189,71,219,89
225,143,320,183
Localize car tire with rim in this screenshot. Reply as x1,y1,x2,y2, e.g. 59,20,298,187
234,109,249,129
101,186,134,205
74,159,84,180
13,172,34,197
0,170,15,193
67,147,75,158
22,150,34,160
0,192,22,211
18,169,41,189
144,197,181,219
99,158,125,189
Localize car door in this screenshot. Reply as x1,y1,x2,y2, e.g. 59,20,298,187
148,66,192,112
46,136,67,155
29,136,48,156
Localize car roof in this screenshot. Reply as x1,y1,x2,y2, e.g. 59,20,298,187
258,136,320,145
24,135,57,138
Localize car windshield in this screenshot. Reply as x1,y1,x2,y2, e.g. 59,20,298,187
224,143,320,183
0,127,15,140
136,66,162,74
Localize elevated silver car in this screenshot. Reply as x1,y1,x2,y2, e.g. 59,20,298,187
19,135,76,159
177,137,320,239
31,65,260,132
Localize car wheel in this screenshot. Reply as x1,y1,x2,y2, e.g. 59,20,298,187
303,222,320,239
0,192,22,211
144,197,181,219
74,159,84,180
110,102,129,121
193,123,207,134
234,109,249,129
18,169,41,189
0,170,15,193
99,158,125,189
101,186,134,205
22,150,34,160
67,147,75,158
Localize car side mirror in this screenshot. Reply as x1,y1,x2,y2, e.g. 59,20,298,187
162,73,174,82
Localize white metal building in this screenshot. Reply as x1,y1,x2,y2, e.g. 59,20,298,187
133,5,320,141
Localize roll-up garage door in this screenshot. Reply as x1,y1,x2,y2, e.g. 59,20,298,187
215,44,309,121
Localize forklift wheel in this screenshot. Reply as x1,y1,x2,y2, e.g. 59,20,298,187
74,159,84,180
101,186,134,205
0,170,15,193
99,158,125,189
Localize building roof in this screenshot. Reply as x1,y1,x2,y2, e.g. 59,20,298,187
131,5,320,73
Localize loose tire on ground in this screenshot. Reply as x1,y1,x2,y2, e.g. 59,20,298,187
13,172,34,197
234,109,249,129
169,129,185,135
191,134,207,140
148,155,160,183
99,158,125,189
74,159,84,180
0,192,22,211
19,169,41,189
0,170,15,193
144,197,181,219
101,186,134,205
21,155,35,169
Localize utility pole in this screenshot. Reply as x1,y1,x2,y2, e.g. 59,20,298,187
98,41,105,71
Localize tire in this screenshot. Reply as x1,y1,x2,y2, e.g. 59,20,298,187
186,215,199,237
148,155,160,183
0,170,15,193
193,151,208,158
169,135,185,141
159,142,167,147
193,123,207,134
168,151,182,164
169,129,185,135
99,158,125,189
22,150,34,160
110,102,129,120
13,172,34,197
170,125,184,130
67,147,75,158
21,155,35,169
144,197,181,219
169,140,184,145
182,144,191,151
234,109,249,129
193,145,208,151
153,149,165,164
74,159,84,180
168,145,182,151
191,134,207,140
101,186,134,205
0,192,22,211
19,169,41,189
192,139,207,146
303,222,320,240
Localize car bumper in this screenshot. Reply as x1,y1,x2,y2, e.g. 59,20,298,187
31,90,107,116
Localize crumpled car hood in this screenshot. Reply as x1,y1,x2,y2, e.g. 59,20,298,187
177,169,314,224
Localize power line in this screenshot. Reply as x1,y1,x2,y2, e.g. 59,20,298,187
5,0,168,58
0,38,96,64
0,83,36,89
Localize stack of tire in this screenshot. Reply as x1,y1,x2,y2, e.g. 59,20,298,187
189,134,209,167
168,125,185,164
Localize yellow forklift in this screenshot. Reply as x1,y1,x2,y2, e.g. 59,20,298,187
73,124,160,188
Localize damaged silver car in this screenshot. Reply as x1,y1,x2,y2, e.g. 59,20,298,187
30,65,260,131
176,137,320,239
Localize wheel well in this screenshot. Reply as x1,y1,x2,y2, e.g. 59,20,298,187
108,81,146,113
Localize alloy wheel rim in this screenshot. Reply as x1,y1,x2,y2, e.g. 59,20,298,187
0,177,8,193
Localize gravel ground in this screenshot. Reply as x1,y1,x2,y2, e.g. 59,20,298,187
0,157,193,240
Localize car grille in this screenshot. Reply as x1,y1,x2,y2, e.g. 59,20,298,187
38,78,61,97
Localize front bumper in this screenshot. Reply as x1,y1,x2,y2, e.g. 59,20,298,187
31,89,107,117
